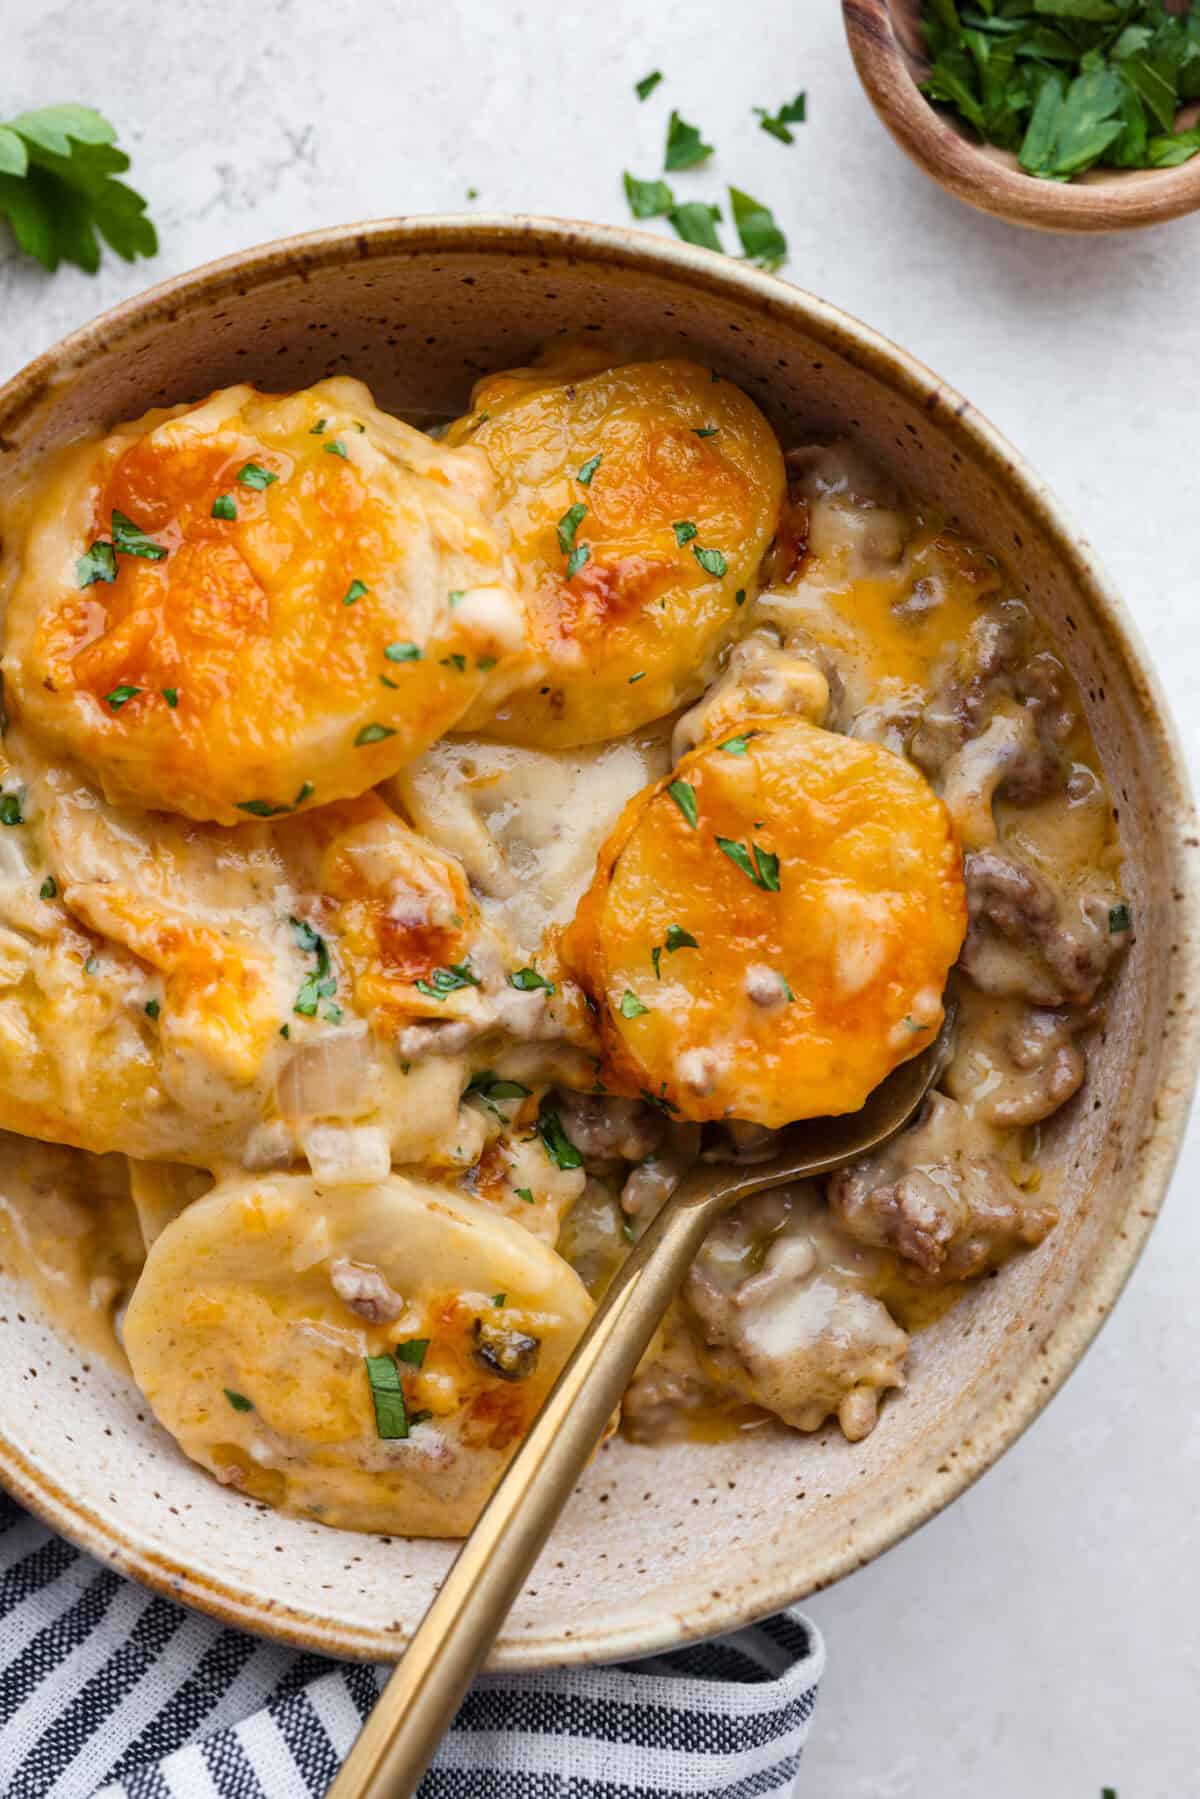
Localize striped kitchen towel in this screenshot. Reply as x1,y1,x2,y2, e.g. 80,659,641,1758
0,1495,824,1799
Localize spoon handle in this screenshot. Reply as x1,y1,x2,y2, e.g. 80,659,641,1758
326,1179,720,1799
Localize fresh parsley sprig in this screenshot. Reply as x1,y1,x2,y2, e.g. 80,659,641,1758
0,105,157,273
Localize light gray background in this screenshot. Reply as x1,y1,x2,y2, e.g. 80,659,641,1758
2,5,1197,1796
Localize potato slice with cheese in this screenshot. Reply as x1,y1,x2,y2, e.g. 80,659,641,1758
446,355,785,746
562,716,966,1125
3,379,524,824
123,1171,593,1536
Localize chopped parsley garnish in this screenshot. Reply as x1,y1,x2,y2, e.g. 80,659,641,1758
716,836,781,891
39,876,56,900
324,438,348,459
477,656,498,672
237,461,277,490
566,544,591,580
693,425,719,438
666,779,698,828
380,675,399,689
754,92,807,144
84,955,99,975
279,1023,290,1038
394,1338,429,1368
577,452,603,485
920,2,1200,179
665,924,699,952
162,687,178,708
294,780,313,805
515,1187,534,1204
729,187,788,270
665,109,714,170
466,1070,533,1112
672,519,698,545
111,509,167,561
211,493,237,521
290,914,337,1017
624,171,676,217
491,1292,506,1307
440,653,467,672
557,502,587,555
365,1353,409,1439
0,793,23,827
619,989,650,1018
720,733,755,754
735,588,746,606
342,578,368,606
1109,901,1132,933
224,1389,253,1412
448,590,465,606
636,70,663,100
669,201,725,251
415,962,480,999
355,723,396,745
144,997,160,1019
77,541,116,588
0,105,157,276
509,966,555,994
628,671,646,683
694,544,727,577
311,418,327,434
537,1098,584,1170
779,974,795,1003
104,685,140,710
236,799,290,817
384,641,421,662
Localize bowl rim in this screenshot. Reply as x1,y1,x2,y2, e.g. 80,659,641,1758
0,211,1198,1665
842,0,1200,235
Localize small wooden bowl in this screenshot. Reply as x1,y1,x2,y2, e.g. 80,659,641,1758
844,0,1200,233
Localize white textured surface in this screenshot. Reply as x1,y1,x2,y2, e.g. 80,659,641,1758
1,4,1197,1796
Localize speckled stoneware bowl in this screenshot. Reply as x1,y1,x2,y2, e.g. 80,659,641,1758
0,217,1196,1665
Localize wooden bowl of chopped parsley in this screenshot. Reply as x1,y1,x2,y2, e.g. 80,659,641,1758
844,0,1200,232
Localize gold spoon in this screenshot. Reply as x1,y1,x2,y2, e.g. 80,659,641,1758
327,1027,948,1799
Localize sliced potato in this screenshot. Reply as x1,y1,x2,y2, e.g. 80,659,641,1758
3,379,524,824
122,1171,593,1535
562,716,966,1126
447,355,785,747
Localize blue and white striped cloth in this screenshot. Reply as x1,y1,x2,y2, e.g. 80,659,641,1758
0,1494,824,1798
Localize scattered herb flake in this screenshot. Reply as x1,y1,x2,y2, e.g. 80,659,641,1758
224,1389,253,1412
538,1099,584,1170
311,418,327,434
39,876,56,900
754,92,807,144
415,962,480,1000
717,834,781,889
236,799,290,817
577,451,603,485
144,997,160,1019
693,425,719,438
720,733,754,754
729,187,788,270
342,578,368,606
735,587,746,606
85,954,100,974
669,201,725,252
324,438,348,459
516,1186,534,1204
211,493,237,521
566,544,591,579
673,519,698,545
624,171,675,218
394,1338,430,1368
364,1353,409,1439
440,653,467,671
77,541,116,587
111,509,167,561
665,924,699,952
237,461,277,490
509,966,555,994
104,684,140,710
0,794,22,827
491,1292,506,1308
666,779,699,828
665,109,714,170
557,501,587,555
694,544,727,577
384,641,421,662
355,722,396,745
293,780,313,805
1109,901,1132,933
162,687,178,708
628,671,646,683
636,70,663,100
619,989,650,1018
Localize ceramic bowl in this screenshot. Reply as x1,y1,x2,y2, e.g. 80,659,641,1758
844,0,1200,234
0,216,1196,1664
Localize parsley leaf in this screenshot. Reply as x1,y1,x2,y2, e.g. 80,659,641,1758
624,172,675,218
111,509,167,561
669,201,724,252
665,110,714,170
394,1338,430,1368
104,684,140,710
342,578,368,606
0,793,22,827
355,723,396,745
667,779,698,828
515,1186,534,1203
0,105,157,275
365,1353,409,1439
509,966,555,993
665,924,699,952
566,544,591,579
673,520,698,545
694,545,727,577
39,876,57,900
636,70,663,101
237,461,277,490
577,452,603,485
224,1389,253,1412
211,493,237,521
729,187,788,270
538,1099,584,1170
716,836,782,890
384,641,421,662
415,962,480,1000
557,502,587,554
754,92,808,144
619,989,650,1017
76,541,115,588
